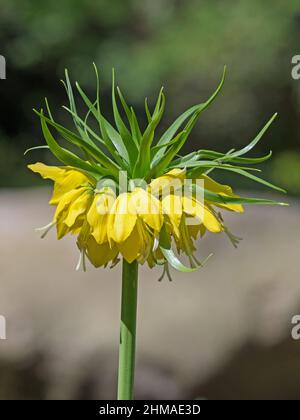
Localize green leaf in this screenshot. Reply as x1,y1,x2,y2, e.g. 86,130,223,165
62,105,105,146
160,247,200,272
153,108,214,177
172,127,274,169
130,107,142,144
62,69,91,143
151,131,187,152
24,145,50,155
35,110,121,178
112,69,138,164
172,160,261,172
133,89,166,178
170,151,200,167
93,64,129,168
195,149,273,164
117,87,142,145
212,166,286,193
186,162,285,193
144,98,152,123
76,79,130,165
228,113,277,159
152,66,226,165
191,184,288,206
159,225,198,272
38,110,105,177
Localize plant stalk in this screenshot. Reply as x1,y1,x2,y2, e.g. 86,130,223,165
117,259,138,400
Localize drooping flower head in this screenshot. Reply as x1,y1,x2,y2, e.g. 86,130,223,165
26,66,286,277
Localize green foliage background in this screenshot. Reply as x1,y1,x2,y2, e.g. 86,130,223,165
0,0,300,193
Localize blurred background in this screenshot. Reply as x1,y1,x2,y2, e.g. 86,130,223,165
0,0,300,399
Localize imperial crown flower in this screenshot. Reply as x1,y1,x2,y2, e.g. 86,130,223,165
26,67,285,275
25,65,286,400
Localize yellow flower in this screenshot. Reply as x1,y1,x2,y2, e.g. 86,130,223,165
149,168,186,197
199,174,244,213
28,162,95,239
87,187,116,245
106,188,163,263
29,161,247,269
54,186,94,239
77,221,119,269
148,168,244,261
28,162,93,204
26,70,284,276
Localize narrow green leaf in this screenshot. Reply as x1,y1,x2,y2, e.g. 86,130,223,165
76,80,129,164
228,113,277,159
62,105,105,146
62,70,90,142
151,106,232,177
93,64,128,167
152,66,226,165
130,107,142,143
35,110,121,177
144,98,152,123
195,149,273,164
133,91,166,178
112,70,138,163
159,226,198,272
216,166,286,193
117,87,141,146
191,184,288,206
187,163,286,193
39,110,105,177
24,145,50,155
171,160,261,172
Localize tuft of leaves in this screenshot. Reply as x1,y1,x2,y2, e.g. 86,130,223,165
26,65,286,208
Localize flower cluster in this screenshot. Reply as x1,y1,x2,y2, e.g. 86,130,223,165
27,66,285,275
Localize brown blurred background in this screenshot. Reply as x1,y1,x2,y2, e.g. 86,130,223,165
0,0,300,400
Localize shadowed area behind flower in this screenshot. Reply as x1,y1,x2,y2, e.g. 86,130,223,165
0,188,299,399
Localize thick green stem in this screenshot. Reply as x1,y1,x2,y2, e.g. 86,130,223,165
117,259,138,400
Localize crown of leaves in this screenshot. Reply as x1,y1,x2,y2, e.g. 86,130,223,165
26,65,286,207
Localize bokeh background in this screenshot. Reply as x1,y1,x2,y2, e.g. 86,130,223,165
0,0,300,400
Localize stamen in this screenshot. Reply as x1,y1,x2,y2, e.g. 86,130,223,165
110,257,120,269
158,264,167,282
165,263,173,282
35,221,55,239
223,226,242,248
76,250,87,272
152,237,159,252
192,252,213,267
157,262,173,282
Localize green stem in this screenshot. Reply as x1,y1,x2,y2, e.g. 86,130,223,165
117,259,139,400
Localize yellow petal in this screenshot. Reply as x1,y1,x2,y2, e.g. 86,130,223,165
28,162,66,181
70,215,86,236
200,174,244,213
50,170,92,205
162,194,182,225
201,174,233,194
166,168,186,178
56,213,70,239
28,163,92,205
86,237,118,268
130,188,163,232
54,187,86,222
107,193,137,243
149,168,185,197
87,190,115,244
118,225,142,263
64,190,93,228
182,197,222,233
